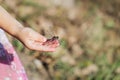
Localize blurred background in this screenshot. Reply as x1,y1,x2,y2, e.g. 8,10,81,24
1,0,120,80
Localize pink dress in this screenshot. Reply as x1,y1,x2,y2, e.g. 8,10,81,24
0,29,28,80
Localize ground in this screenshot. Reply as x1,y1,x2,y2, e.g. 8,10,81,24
1,0,120,80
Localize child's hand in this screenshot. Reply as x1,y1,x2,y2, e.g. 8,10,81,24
16,27,59,52
0,6,59,52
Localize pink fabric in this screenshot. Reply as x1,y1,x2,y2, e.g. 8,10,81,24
0,29,28,80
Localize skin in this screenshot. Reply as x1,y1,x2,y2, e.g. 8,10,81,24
0,6,59,52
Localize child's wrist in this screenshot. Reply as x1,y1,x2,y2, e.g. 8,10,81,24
14,24,24,39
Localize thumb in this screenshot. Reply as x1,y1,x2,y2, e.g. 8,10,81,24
35,34,47,42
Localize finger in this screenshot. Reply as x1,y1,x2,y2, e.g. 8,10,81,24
28,28,47,42
38,35,47,42
37,45,55,52
49,40,60,48
50,43,59,48
33,32,47,42
30,43,55,52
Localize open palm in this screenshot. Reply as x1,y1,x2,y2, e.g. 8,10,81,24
17,27,59,52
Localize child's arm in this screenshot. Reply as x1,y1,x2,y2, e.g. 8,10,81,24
0,6,23,37
0,6,59,52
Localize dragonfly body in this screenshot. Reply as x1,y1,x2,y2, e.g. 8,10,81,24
47,36,59,42
42,36,59,45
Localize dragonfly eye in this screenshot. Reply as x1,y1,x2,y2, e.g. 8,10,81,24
52,36,59,40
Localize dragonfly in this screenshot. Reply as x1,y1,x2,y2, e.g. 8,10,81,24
37,28,60,64
42,27,65,47
42,27,59,42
